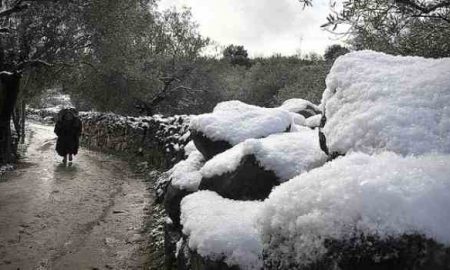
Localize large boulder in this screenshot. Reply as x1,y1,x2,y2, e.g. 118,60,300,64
259,152,450,269
198,130,327,201
312,234,450,270
199,154,278,200
190,101,292,160
321,51,450,156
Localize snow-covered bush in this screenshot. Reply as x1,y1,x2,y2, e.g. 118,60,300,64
259,152,450,268
322,51,450,155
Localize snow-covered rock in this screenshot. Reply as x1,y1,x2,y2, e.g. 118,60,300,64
259,152,450,268
183,141,197,156
162,149,206,227
322,51,450,155
180,191,263,270
305,114,322,128
290,112,306,126
280,98,321,118
199,130,327,200
170,150,205,192
201,129,326,182
190,101,292,159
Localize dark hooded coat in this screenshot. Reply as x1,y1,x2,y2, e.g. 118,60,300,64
54,109,82,157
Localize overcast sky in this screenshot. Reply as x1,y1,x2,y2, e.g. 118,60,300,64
158,0,339,57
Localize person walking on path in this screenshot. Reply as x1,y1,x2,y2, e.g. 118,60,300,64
54,108,82,165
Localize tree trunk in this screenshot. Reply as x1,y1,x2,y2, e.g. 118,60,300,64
12,106,21,143
20,100,25,144
0,73,21,164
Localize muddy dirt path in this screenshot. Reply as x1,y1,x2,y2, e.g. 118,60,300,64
0,122,153,270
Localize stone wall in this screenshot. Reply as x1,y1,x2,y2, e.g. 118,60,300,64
79,112,191,169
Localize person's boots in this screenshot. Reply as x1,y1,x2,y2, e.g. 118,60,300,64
69,154,73,162
63,155,67,164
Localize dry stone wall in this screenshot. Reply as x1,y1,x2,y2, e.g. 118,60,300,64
79,112,191,169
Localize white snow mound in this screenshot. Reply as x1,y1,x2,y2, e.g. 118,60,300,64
183,141,197,156
259,152,450,267
200,129,327,181
168,150,205,191
280,98,320,115
290,112,306,126
322,50,450,155
181,191,263,270
190,101,292,145
305,114,322,128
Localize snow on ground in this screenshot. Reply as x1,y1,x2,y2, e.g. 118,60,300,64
200,129,327,181
180,191,263,270
259,152,450,267
190,101,292,145
322,50,450,155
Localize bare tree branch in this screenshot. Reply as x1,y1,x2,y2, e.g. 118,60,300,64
0,71,14,77
16,59,52,72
